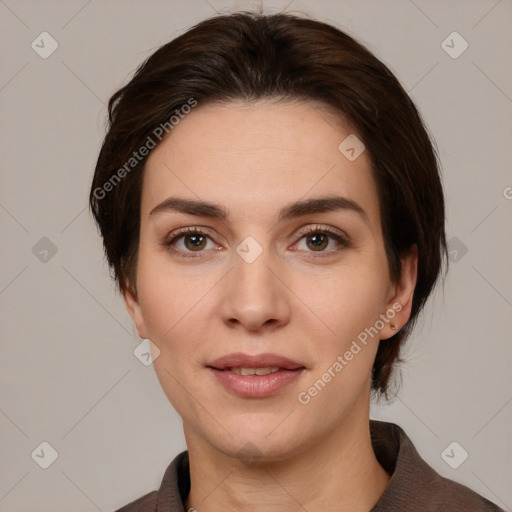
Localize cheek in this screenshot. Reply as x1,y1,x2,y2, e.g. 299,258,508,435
294,279,384,398
135,250,218,359
292,269,384,413
290,262,389,345
135,258,211,412
135,250,178,337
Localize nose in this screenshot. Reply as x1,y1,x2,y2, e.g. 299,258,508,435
218,245,291,333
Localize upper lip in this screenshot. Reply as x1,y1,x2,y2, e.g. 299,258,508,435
207,352,305,370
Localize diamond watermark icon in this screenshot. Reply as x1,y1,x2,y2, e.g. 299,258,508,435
236,236,263,264
31,32,59,59
134,339,161,366
441,441,468,469
237,442,263,467
441,32,468,59
31,441,59,469
447,236,468,264
32,237,58,263
338,134,365,161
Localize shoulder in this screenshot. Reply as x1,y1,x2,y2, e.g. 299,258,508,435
370,420,505,511
431,475,504,511
113,490,157,512
112,450,190,512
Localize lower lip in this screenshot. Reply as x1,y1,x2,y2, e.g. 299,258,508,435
208,368,305,398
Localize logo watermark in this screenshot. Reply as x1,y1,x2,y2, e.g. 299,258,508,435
93,98,198,200
297,302,402,405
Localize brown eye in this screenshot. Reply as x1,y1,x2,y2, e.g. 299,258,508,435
294,225,350,257
184,234,207,251
165,228,217,257
305,233,329,251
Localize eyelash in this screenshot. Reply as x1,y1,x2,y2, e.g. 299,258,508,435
163,224,351,259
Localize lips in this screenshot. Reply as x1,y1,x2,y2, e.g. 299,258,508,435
207,352,305,371
206,352,306,398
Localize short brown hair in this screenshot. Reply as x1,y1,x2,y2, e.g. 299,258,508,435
89,11,448,397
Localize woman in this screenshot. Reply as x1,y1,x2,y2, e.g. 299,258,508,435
90,11,503,512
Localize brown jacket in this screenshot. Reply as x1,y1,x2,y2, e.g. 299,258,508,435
115,420,504,511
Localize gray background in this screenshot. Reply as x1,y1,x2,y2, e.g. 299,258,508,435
1,0,511,510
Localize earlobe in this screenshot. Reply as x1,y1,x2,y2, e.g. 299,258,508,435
382,244,418,340
122,283,148,339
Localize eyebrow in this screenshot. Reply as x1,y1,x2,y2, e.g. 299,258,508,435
149,195,369,225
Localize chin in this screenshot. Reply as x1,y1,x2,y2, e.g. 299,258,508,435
200,418,314,465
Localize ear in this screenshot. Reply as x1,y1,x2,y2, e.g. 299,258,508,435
381,244,418,340
123,282,149,339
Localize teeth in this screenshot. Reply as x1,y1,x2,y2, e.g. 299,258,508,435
230,367,280,376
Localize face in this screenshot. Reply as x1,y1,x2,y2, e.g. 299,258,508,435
124,100,417,461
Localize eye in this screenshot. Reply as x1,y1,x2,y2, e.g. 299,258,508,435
293,225,350,256
164,227,219,258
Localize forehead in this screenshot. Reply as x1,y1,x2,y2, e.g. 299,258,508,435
142,100,380,227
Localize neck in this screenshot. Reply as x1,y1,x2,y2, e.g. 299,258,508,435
184,411,390,512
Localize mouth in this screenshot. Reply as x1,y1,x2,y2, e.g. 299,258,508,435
206,353,306,398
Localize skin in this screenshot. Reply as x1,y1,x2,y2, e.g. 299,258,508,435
124,99,418,511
